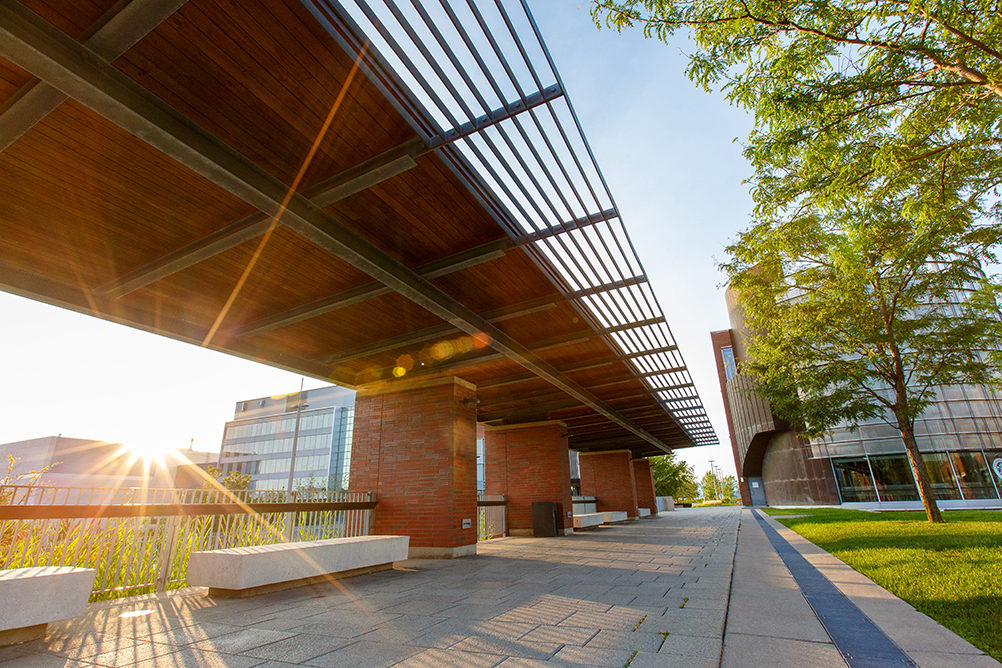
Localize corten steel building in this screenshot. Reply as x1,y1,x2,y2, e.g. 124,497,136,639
0,0,717,555
713,289,1002,509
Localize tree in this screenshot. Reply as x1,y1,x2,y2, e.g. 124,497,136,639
202,465,252,492
649,452,698,497
699,471,721,500
721,205,1002,523
590,1,1002,237
719,475,738,500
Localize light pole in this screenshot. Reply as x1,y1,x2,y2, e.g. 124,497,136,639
707,460,720,500
285,380,309,494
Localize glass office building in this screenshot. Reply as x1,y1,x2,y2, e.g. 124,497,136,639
811,383,1002,504
219,385,355,491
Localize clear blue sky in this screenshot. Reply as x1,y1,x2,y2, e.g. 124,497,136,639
0,1,753,479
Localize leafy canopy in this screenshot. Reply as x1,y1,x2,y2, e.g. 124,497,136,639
649,451,698,497
591,0,1002,228
721,202,1002,437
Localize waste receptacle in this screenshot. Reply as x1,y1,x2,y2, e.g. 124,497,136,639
531,501,558,537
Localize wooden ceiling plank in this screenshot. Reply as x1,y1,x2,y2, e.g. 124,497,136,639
0,3,675,453
0,0,187,154
230,237,513,339
317,293,562,364
0,259,356,386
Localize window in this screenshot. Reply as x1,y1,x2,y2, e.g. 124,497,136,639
721,346,737,381
832,458,878,502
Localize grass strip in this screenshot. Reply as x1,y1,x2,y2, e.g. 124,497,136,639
761,508,1002,661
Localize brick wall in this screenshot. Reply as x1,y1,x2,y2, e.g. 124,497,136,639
632,458,658,516
484,422,572,535
578,450,638,518
349,378,477,549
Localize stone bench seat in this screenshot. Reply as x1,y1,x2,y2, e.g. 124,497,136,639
187,535,409,598
572,513,605,530
601,511,630,524
0,567,97,647
638,508,652,517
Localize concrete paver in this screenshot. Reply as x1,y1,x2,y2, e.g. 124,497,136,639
0,508,738,668
0,505,993,667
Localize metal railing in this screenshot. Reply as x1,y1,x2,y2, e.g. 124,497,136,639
0,485,375,600
477,493,507,540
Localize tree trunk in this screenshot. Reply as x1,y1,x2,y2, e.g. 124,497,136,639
897,416,944,523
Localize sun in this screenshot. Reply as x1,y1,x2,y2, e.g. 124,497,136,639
127,441,174,459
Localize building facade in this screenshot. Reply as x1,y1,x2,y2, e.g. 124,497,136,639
219,386,355,491
713,289,1002,509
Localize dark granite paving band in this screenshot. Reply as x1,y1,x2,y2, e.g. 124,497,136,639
752,510,916,668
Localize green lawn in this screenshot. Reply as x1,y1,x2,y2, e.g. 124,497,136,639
761,507,1002,661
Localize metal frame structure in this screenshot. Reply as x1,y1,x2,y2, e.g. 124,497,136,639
0,0,717,450
303,0,716,445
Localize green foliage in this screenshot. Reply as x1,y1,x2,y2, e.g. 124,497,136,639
699,471,737,500
649,452,698,497
591,0,1002,230
769,508,1002,660
202,465,252,492
591,0,1002,523
1,454,59,503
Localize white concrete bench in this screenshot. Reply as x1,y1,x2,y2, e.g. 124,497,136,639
0,567,97,646
638,508,651,517
572,513,604,530
187,535,408,598
601,511,629,524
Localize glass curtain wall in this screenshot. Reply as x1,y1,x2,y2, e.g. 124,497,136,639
831,449,1002,502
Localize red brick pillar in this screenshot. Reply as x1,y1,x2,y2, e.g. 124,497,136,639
632,458,658,517
349,377,478,558
578,450,639,520
484,421,573,537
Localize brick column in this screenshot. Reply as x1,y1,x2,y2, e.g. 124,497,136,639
349,377,478,558
632,458,658,517
578,450,639,520
484,421,573,537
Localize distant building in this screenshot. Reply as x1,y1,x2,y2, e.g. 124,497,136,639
218,386,356,491
0,436,211,489
712,288,1002,509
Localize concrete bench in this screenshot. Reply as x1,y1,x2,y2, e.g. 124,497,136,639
0,567,97,646
187,535,408,598
601,511,629,524
638,508,651,517
572,513,604,530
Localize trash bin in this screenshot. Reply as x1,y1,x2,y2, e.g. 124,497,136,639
531,501,558,537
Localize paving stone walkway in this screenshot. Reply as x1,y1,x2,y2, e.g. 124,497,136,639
0,507,739,668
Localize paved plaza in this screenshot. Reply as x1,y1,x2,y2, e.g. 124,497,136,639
0,507,996,668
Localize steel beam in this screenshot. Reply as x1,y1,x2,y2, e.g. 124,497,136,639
622,345,678,359
228,238,513,339
0,261,355,386
638,367,687,378
604,317,667,335
568,275,647,300
351,327,597,386
316,294,562,364
477,355,621,390
0,0,188,154
517,208,618,245
0,1,674,452
96,74,563,298
479,389,655,423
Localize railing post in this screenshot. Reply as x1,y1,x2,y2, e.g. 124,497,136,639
364,492,374,536
282,490,298,543
155,489,183,593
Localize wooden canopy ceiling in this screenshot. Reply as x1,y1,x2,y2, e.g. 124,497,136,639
0,0,718,458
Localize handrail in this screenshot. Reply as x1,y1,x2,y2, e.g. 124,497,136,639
0,500,378,520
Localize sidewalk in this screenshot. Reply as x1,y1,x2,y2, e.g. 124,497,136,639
0,508,739,668
0,507,995,667
725,508,1000,668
